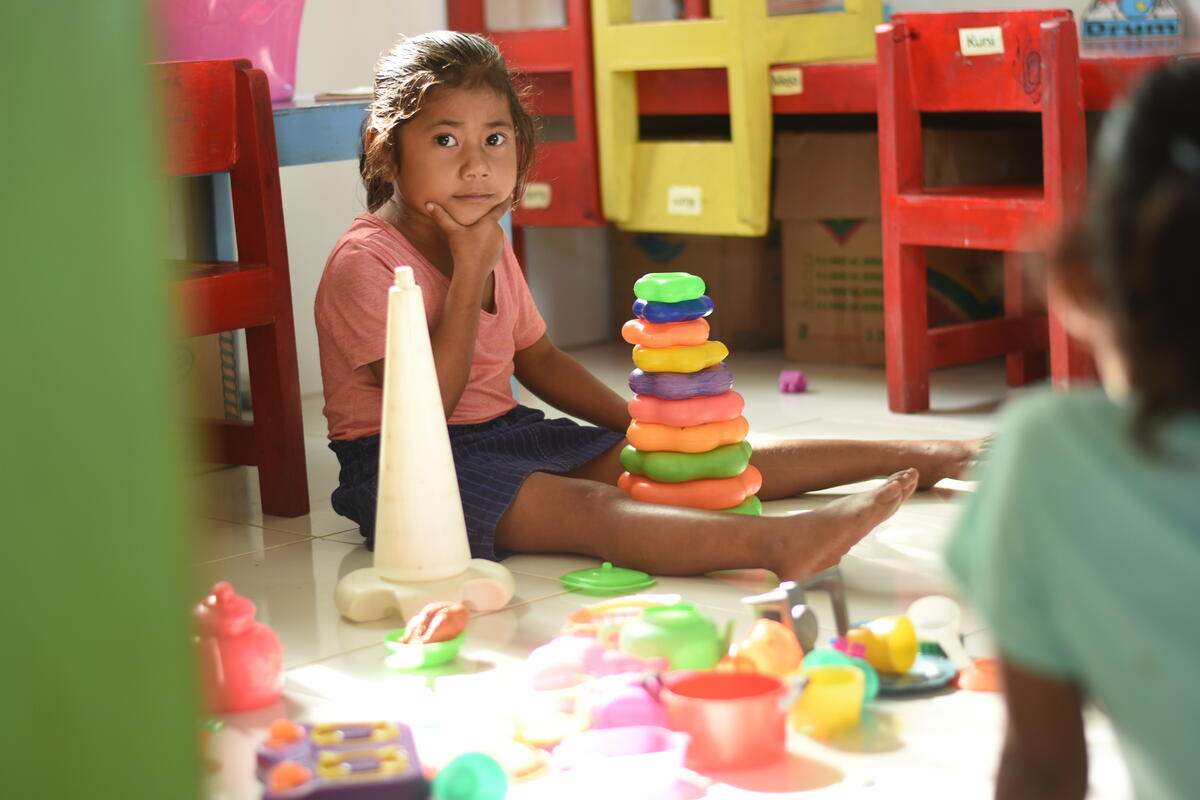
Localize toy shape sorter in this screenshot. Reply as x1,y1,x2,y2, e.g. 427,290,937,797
256,718,427,799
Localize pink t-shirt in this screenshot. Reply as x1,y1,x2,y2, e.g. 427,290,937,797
315,214,546,440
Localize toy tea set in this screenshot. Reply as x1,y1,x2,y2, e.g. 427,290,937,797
198,271,995,797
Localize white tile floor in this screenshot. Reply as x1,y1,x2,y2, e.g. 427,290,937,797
199,343,1132,799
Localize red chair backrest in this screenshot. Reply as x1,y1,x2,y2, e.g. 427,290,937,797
155,58,248,176
887,10,1075,112
447,0,603,226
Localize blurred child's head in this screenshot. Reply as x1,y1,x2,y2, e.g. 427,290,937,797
360,31,536,219
1051,60,1200,447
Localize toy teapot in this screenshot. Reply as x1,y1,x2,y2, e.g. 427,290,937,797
740,566,849,652
194,581,284,712
617,602,722,670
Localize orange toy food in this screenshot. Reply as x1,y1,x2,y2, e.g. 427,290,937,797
400,601,469,644
626,416,749,453
618,466,762,510
269,761,313,793
729,618,804,677
628,390,744,427
621,317,710,348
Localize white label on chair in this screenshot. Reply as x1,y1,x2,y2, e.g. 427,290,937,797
959,26,1005,56
770,67,803,95
522,182,552,210
667,185,703,216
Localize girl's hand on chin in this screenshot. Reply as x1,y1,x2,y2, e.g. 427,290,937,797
425,195,512,283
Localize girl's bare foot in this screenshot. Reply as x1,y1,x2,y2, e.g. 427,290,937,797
910,436,989,489
773,468,919,582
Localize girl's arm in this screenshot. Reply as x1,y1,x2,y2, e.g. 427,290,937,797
513,334,631,433
369,198,511,417
995,658,1088,800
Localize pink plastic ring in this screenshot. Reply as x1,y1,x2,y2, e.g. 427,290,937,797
628,391,744,427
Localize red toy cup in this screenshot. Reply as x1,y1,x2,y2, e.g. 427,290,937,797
660,671,787,770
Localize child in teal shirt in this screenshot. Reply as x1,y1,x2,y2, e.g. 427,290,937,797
946,61,1200,800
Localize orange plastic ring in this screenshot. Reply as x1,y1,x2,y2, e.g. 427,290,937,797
628,390,744,427
618,466,762,510
621,318,711,348
626,416,749,453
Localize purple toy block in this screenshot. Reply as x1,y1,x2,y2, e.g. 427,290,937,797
779,370,808,393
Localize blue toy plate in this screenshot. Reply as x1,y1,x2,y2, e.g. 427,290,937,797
876,653,958,696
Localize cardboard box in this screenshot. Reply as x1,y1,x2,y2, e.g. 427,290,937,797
781,219,886,363
611,230,782,350
774,129,1029,364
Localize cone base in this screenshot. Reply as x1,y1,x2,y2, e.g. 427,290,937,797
335,559,515,623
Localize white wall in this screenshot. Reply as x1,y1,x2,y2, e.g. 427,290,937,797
281,0,1197,397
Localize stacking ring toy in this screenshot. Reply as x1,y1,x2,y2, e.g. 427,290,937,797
628,391,744,428
633,272,706,304
722,495,763,515
629,364,732,400
627,416,749,453
633,295,714,324
632,341,728,374
620,441,752,483
618,466,762,510
621,317,710,348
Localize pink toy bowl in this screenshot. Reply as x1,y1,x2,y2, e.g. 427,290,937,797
553,726,689,800
661,671,788,770
157,0,306,102
589,674,669,729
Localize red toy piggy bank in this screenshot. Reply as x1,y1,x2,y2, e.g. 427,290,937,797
194,581,284,712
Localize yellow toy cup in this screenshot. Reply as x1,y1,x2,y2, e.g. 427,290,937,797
846,615,917,675
790,665,865,739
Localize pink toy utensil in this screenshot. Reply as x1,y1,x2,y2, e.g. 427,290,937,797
194,581,284,712
779,369,808,393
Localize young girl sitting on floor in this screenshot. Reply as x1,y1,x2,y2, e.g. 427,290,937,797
946,61,1200,799
315,31,981,584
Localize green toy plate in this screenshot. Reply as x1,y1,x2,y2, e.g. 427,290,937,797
383,628,466,670
560,561,657,595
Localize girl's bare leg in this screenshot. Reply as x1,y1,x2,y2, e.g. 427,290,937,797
750,436,984,497
493,467,919,582
565,436,983,497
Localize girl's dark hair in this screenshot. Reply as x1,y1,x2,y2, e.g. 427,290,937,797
1073,60,1200,451
359,30,536,212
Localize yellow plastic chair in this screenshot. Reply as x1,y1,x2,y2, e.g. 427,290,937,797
592,0,881,236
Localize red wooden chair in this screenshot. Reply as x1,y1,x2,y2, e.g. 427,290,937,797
155,58,309,516
876,10,1093,413
447,0,603,228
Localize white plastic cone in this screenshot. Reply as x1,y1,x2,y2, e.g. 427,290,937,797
335,267,514,622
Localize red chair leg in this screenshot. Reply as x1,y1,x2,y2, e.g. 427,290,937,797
1004,251,1048,387
244,321,309,517
884,242,930,413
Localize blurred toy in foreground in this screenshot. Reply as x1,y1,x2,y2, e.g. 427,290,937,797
194,581,284,712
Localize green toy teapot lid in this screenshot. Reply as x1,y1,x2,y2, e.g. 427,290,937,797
560,561,656,595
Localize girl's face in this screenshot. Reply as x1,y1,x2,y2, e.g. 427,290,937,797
394,85,518,226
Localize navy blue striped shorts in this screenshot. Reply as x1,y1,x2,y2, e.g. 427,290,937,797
328,405,625,560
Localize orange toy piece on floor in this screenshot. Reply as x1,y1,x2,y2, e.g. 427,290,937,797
627,416,750,453
628,390,744,427
618,466,762,510
621,317,711,348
